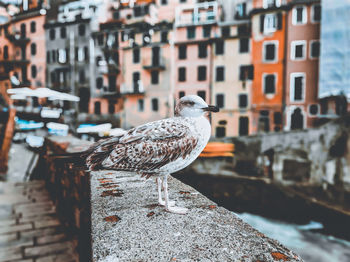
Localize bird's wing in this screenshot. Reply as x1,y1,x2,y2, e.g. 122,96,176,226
101,119,199,172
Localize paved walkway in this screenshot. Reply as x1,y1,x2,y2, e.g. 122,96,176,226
0,180,79,262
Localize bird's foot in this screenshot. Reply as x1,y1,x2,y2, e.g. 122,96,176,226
166,206,188,215
158,199,175,207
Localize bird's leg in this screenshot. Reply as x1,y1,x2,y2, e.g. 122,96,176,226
157,177,175,206
163,174,188,214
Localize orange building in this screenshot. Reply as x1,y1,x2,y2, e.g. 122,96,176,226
251,0,286,133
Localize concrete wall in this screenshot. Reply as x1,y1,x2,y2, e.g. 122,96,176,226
39,136,302,262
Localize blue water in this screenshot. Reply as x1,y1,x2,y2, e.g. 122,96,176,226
238,213,350,262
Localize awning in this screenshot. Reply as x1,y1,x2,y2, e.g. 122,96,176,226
7,87,80,102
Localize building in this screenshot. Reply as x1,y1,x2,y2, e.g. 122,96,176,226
44,0,116,124
174,1,218,104
284,0,321,130
211,0,253,137
0,0,47,113
250,0,287,133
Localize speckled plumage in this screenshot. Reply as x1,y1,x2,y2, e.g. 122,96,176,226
85,115,211,177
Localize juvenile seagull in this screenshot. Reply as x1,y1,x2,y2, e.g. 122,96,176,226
81,95,218,214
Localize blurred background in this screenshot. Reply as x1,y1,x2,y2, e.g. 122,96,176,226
0,0,349,261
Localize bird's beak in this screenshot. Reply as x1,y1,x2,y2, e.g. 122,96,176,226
202,105,219,113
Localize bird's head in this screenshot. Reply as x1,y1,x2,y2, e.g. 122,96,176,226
175,95,219,117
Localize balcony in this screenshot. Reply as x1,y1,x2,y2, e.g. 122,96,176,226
120,81,145,96
142,56,166,71
98,62,120,75
13,80,31,88
5,33,30,45
0,56,30,66
175,1,218,27
100,86,120,98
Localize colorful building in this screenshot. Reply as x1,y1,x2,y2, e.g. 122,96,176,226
284,0,321,130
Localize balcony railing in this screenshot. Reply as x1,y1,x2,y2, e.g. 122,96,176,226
100,86,120,98
0,56,30,65
142,56,166,70
120,81,145,96
5,32,30,45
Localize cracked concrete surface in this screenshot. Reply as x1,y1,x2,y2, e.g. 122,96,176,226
91,170,303,262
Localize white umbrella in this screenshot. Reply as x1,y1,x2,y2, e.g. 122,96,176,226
7,87,80,102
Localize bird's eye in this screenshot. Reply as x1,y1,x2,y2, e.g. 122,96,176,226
188,101,195,106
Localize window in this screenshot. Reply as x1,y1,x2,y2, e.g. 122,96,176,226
180,0,186,3
131,48,140,64
310,41,320,58
216,67,224,82
50,71,56,83
239,117,249,136
216,40,224,55
79,70,85,82
31,43,36,55
30,21,36,33
109,75,116,92
58,49,67,63
198,43,207,58
138,99,144,112
161,0,167,5
20,23,26,38
290,73,305,102
108,100,115,114
197,91,206,101
311,4,321,23
178,67,186,82
49,29,55,40
197,66,206,81
60,27,66,38
239,38,249,53
216,127,226,138
152,98,159,111
77,47,84,62
46,51,50,63
179,91,185,98
293,6,307,25
238,94,248,108
3,45,8,59
203,25,211,38
264,14,277,33
132,72,140,92
151,71,159,84
52,50,56,62
187,27,195,39
216,94,224,108
263,74,276,94
239,65,254,80
221,27,230,37
309,104,319,116
78,24,86,36
258,110,270,132
84,46,89,62
179,45,187,59
161,31,168,43
291,41,306,60
263,0,281,9
31,65,37,78
97,34,104,46
235,3,247,18
96,77,103,89
263,41,278,62
94,101,101,115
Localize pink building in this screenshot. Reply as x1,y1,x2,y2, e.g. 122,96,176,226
173,1,219,104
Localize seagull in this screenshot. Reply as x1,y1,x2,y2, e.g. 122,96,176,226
71,95,218,214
